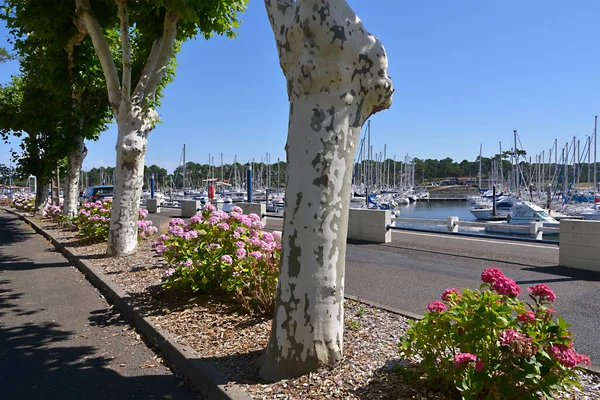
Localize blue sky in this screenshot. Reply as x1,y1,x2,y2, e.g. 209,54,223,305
1,0,598,173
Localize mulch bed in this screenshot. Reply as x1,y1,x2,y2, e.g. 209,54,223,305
27,214,600,399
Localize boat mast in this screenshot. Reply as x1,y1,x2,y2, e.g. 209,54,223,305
594,115,598,194
182,144,186,190
478,143,482,189
514,129,520,198
499,142,504,190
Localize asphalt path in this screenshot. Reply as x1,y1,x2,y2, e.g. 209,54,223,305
0,210,199,400
150,209,600,366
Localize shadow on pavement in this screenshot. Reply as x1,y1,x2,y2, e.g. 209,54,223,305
0,212,34,247
519,265,600,283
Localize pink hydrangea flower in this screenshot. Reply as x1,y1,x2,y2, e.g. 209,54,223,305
183,260,193,268
453,353,477,366
249,251,263,260
169,218,185,226
158,234,169,241
190,214,203,224
203,203,216,212
162,268,176,278
236,248,246,259
231,206,243,214
168,225,184,236
441,288,461,301
528,284,556,302
233,232,241,239
426,300,447,313
234,240,245,248
272,231,282,243
248,213,261,222
261,232,275,243
491,275,521,296
499,329,536,357
549,344,591,367
208,216,220,225
481,268,504,284
217,222,230,230
235,227,245,234
517,312,536,323
220,255,233,265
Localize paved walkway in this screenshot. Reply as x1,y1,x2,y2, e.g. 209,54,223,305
0,210,200,400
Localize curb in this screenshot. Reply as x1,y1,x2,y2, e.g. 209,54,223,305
2,207,250,400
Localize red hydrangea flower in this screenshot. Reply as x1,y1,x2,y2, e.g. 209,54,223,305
441,288,461,301
499,329,536,357
454,353,477,366
528,283,556,302
481,268,504,284
475,359,484,372
426,300,448,313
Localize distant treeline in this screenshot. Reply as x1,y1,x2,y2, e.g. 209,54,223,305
3,157,598,189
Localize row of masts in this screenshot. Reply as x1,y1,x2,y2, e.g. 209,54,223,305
478,116,598,202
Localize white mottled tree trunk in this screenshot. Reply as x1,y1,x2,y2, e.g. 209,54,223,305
76,0,178,256
63,137,87,217
106,105,156,256
261,0,393,381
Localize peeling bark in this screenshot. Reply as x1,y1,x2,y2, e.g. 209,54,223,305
106,104,157,256
34,182,47,216
63,137,87,217
261,0,393,381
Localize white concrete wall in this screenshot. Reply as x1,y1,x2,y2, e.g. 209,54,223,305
559,219,600,272
146,199,160,213
238,203,266,224
180,200,201,218
348,209,391,243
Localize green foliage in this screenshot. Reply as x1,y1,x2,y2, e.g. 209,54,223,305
0,47,12,63
399,269,590,399
155,205,280,315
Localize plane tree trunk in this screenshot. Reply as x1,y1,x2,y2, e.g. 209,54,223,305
260,0,393,381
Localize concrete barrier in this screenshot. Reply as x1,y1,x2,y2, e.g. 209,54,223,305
348,209,391,243
559,219,600,272
181,200,201,218
146,199,160,213
237,203,266,224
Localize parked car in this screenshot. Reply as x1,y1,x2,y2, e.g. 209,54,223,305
81,186,114,204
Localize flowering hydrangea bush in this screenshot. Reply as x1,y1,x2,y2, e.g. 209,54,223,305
43,204,64,224
153,205,281,315
399,268,591,399
75,200,156,242
12,193,35,212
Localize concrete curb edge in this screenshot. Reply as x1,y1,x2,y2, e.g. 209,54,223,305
2,208,250,400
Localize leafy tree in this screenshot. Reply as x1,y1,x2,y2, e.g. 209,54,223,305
73,0,248,256
2,0,112,216
0,75,74,212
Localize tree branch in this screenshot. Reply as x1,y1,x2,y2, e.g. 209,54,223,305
75,0,121,110
116,0,131,105
65,18,87,81
141,11,179,107
264,0,295,43
132,38,161,104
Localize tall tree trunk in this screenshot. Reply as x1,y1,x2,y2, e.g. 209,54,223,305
34,181,47,216
260,0,393,381
106,104,155,256
63,137,87,217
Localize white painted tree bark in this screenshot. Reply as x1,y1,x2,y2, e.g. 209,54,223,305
261,0,393,381
76,0,177,255
63,137,86,217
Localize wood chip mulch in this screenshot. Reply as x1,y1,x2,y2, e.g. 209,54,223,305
31,215,600,399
